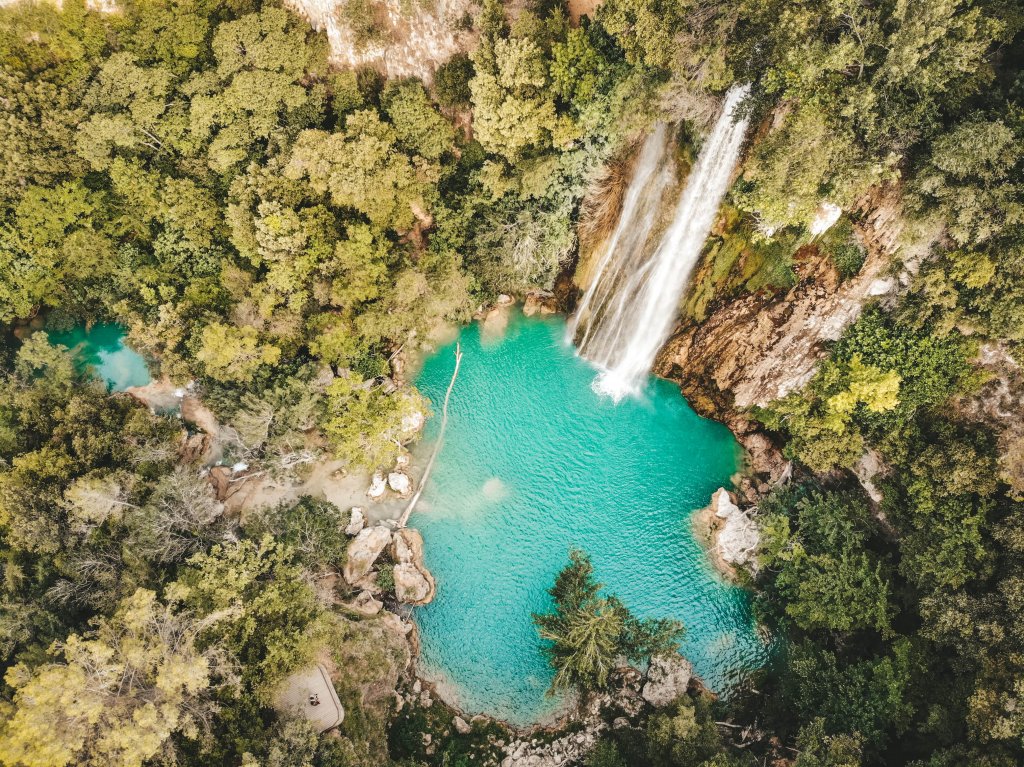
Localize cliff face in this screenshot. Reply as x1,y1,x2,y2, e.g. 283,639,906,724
647,188,914,482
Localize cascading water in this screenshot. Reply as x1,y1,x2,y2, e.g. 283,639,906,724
569,85,751,400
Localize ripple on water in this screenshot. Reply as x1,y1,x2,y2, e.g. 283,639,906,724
412,311,771,726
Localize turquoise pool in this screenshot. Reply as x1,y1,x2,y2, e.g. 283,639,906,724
48,324,151,392
412,310,769,725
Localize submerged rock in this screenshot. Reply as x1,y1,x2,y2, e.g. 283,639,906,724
642,653,694,707
345,507,365,536
391,528,436,605
711,488,760,569
344,526,393,584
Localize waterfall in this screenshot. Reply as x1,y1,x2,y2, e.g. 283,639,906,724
569,85,751,400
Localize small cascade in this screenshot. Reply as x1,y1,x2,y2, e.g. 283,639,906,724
570,85,751,400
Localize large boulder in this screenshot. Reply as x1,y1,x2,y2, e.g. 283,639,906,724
388,471,412,496
367,472,387,499
347,589,383,616
343,526,393,584
390,528,436,605
345,507,366,536
642,653,694,707
394,563,433,604
711,488,760,568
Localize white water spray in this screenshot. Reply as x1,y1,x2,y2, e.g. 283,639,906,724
569,85,751,400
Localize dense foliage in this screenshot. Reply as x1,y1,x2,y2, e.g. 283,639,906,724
0,0,1022,765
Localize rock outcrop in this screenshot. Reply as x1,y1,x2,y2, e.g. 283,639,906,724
709,488,759,571
347,589,384,616
344,526,393,584
391,528,436,605
367,472,388,500
523,291,559,316
654,187,923,481
388,471,412,497
642,653,694,707
345,507,366,536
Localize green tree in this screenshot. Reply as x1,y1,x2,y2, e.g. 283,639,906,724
0,589,229,767
196,322,282,384
533,550,683,693
286,111,434,232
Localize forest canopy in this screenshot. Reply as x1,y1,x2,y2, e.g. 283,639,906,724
0,0,1022,766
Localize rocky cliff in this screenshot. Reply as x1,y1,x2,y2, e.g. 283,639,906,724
651,187,919,479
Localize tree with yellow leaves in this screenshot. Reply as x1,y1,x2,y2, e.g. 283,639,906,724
0,589,233,767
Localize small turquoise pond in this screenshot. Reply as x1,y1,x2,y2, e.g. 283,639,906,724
48,324,151,392
412,311,770,725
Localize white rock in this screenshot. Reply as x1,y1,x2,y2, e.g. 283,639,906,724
809,201,842,237
343,526,393,584
868,277,895,296
710,488,760,568
400,410,425,435
453,715,472,735
412,679,422,694
388,471,412,496
394,563,433,604
642,653,694,707
367,472,387,499
345,507,365,536
231,461,248,473
713,487,739,519
395,452,411,467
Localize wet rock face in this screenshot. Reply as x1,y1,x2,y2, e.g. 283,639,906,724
653,189,911,480
642,653,694,707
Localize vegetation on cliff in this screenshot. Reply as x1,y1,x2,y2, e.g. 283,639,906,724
0,0,1022,765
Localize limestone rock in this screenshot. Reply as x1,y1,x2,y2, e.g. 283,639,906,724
711,488,760,568
388,471,412,496
453,715,472,735
652,186,924,482
394,564,432,604
345,507,365,536
482,304,510,340
642,653,694,707
391,528,436,605
523,291,558,317
343,526,393,584
400,409,425,436
854,450,885,503
348,589,383,616
367,472,387,499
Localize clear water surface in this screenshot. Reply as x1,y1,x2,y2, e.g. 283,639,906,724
412,310,770,725
48,324,152,392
